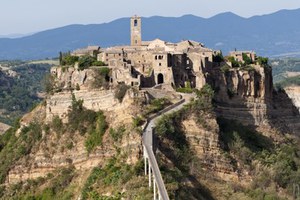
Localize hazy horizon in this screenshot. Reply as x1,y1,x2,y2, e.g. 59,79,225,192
0,0,300,36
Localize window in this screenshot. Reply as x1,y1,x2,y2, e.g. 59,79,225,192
134,19,138,27
159,63,162,66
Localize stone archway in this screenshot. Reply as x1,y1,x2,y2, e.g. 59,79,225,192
157,73,164,84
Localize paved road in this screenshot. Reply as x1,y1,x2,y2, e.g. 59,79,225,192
142,93,193,200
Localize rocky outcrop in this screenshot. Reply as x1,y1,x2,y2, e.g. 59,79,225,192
211,65,300,133
50,66,97,90
182,114,238,182
285,86,300,112
0,122,10,135
7,66,146,184
8,93,143,184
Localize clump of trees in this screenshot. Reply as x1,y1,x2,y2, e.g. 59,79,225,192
226,56,240,68
257,56,269,66
59,52,107,70
213,52,224,63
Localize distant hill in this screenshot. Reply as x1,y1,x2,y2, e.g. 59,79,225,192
1,9,300,60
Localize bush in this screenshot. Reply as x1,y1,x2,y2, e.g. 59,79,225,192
61,54,79,66
213,52,224,62
44,74,55,94
132,116,144,128
85,111,108,153
143,98,171,117
78,55,96,70
242,53,253,65
109,126,125,142
257,56,269,66
51,115,63,134
227,56,240,68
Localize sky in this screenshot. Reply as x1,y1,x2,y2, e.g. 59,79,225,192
1,0,300,36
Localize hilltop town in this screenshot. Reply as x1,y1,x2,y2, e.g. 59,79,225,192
1,16,300,200
67,16,260,92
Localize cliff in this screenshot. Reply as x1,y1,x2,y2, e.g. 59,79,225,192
210,64,300,134
0,122,10,135
1,63,300,199
285,86,300,112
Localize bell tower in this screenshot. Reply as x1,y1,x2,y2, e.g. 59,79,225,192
131,15,142,46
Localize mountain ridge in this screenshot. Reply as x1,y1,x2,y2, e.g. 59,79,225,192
1,8,300,60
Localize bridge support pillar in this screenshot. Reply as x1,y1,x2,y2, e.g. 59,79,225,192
144,156,147,175
148,163,152,188
153,179,156,200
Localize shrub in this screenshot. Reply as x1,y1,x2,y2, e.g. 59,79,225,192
75,83,80,90
44,74,55,94
61,54,79,66
227,56,240,68
143,98,171,117
109,126,125,142
85,111,108,153
257,56,269,66
51,115,63,134
132,116,144,128
242,53,253,65
213,52,224,62
78,55,96,70
92,60,107,66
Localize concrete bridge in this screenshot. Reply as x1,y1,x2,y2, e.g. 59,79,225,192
142,94,192,200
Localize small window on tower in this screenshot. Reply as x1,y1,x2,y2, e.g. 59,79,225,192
134,19,138,27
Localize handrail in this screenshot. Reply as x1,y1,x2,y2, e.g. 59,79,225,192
142,97,186,200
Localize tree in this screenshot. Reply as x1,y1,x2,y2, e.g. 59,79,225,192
242,53,252,65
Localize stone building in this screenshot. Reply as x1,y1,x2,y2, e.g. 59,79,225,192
72,46,101,57
229,50,256,63
95,15,220,90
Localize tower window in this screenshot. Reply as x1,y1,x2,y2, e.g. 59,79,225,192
134,19,138,27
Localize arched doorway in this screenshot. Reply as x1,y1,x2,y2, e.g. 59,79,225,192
157,73,164,84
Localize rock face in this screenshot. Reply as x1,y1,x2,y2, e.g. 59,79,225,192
0,122,10,135
7,67,145,184
182,114,238,182
211,65,300,133
285,86,300,112
50,66,97,90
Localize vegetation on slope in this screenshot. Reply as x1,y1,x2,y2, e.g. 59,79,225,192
0,167,76,200
275,75,300,89
154,84,300,199
271,57,300,83
80,157,150,200
218,118,300,199
0,61,53,125
0,120,44,184
155,84,215,199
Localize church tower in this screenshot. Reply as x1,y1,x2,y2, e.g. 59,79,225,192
131,16,142,46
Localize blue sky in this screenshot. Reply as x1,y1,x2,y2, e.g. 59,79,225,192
1,0,300,35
